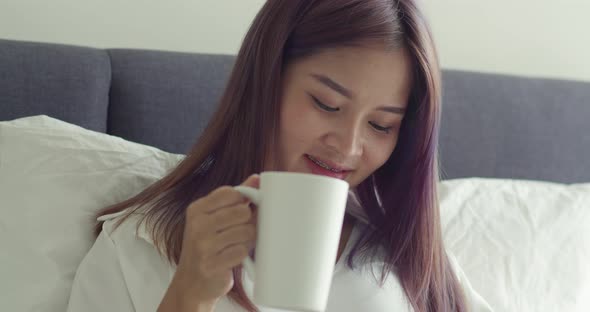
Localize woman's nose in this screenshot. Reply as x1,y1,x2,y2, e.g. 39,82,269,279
325,122,364,159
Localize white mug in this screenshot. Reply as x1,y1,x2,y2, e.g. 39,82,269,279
234,171,350,312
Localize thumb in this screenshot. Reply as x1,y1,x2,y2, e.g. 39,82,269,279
240,174,260,189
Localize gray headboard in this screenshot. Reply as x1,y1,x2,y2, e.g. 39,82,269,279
1,39,589,183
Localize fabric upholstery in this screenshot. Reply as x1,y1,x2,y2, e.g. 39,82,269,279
0,39,110,132
107,49,234,154
1,39,589,182
440,70,590,183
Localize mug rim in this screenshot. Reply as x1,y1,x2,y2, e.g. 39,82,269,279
260,171,349,187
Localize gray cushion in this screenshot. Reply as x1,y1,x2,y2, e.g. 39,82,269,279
107,49,235,154
0,39,110,132
1,39,589,183
440,70,590,183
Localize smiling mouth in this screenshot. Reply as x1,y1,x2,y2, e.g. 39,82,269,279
305,154,347,173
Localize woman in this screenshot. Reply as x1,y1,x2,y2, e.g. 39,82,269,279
67,0,493,311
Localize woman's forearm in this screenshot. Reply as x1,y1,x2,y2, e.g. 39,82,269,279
157,280,216,312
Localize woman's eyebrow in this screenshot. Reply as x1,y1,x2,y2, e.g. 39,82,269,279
310,73,353,99
311,72,406,115
377,105,406,115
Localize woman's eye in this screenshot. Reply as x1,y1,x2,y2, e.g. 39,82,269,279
369,121,393,134
311,95,339,112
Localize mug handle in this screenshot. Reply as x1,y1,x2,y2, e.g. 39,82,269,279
233,186,261,282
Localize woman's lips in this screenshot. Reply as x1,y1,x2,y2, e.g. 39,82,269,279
303,154,351,180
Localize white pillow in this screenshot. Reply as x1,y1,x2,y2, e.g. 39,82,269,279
0,115,183,312
440,178,590,312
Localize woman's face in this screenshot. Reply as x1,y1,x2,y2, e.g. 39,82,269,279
273,45,413,188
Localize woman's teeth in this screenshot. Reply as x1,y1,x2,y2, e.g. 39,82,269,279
306,155,343,172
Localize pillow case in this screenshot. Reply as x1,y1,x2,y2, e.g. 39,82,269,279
440,178,590,312
0,115,183,312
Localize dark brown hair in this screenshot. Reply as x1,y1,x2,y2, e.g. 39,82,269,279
97,0,467,311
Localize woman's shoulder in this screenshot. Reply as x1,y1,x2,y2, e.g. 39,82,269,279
93,208,177,311
95,207,168,268
98,207,156,246
446,252,494,311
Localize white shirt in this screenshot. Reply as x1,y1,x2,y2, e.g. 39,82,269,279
67,210,494,312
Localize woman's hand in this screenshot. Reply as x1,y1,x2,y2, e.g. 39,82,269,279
158,174,259,312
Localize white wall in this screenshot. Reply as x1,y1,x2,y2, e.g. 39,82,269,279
422,0,590,81
1,0,588,81
0,0,266,54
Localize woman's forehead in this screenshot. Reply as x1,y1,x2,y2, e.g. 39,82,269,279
286,46,413,107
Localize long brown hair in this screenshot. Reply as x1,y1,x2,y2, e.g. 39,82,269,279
97,0,467,311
